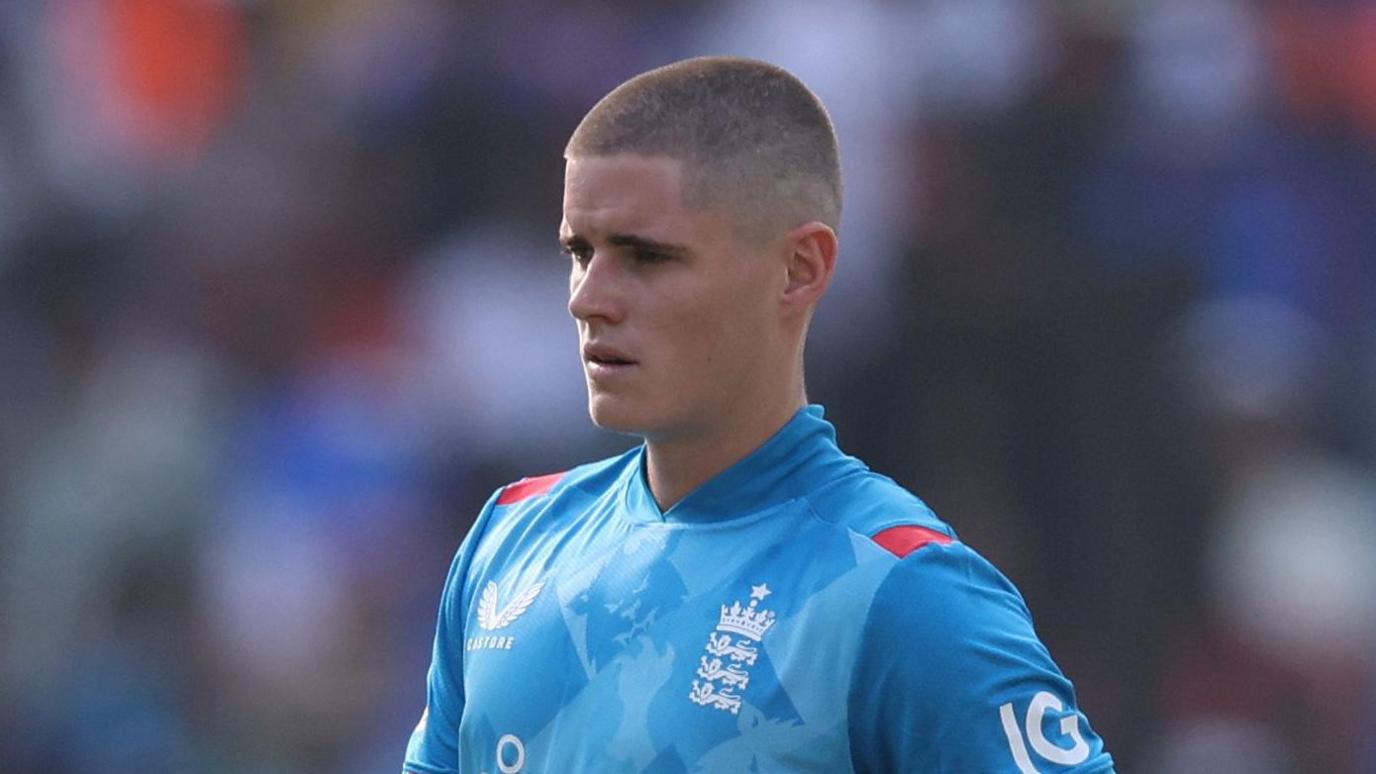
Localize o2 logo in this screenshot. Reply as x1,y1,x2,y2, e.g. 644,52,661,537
999,691,1090,773
480,734,526,774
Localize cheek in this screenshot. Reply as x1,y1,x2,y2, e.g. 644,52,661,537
670,279,771,375
717,263,779,335
660,304,723,371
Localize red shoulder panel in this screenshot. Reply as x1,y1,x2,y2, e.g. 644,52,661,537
871,525,954,558
496,472,565,505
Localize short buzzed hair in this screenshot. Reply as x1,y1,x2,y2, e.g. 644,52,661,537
566,56,842,237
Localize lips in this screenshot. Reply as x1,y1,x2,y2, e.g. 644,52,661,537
583,343,637,367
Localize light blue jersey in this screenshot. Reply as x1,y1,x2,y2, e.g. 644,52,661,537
405,406,1114,773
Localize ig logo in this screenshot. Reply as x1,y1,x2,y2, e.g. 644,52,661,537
999,691,1090,773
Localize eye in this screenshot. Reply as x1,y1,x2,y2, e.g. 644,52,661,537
633,248,669,265
562,244,593,266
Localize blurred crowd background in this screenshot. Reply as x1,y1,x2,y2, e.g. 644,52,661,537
1,0,1374,772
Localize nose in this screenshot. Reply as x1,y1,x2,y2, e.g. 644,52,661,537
568,253,624,324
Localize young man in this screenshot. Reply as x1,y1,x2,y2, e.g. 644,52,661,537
405,57,1114,773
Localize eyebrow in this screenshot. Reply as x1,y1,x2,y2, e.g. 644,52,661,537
607,233,690,257
559,232,691,257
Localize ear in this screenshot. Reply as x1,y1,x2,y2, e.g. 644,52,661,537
782,221,838,313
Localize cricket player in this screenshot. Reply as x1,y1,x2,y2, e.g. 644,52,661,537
405,56,1114,774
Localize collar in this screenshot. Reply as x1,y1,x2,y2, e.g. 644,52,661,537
621,404,864,524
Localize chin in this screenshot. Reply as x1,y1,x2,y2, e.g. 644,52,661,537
587,393,660,437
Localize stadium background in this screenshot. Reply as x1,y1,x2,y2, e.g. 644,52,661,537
1,1,1373,771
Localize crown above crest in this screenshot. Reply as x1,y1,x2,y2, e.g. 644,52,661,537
717,601,776,641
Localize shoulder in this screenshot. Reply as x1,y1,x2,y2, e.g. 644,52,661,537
489,446,638,511
806,468,1011,628
454,447,639,567
445,447,640,599
807,468,958,558
844,519,1116,771
864,538,1028,646
816,470,1117,771
805,469,1032,653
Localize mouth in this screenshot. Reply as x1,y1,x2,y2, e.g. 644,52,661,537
583,344,638,375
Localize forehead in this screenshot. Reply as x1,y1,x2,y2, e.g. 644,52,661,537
561,154,695,239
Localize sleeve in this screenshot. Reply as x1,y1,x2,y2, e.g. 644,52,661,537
403,489,503,774
847,541,1116,774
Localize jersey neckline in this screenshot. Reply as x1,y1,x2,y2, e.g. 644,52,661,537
620,404,865,525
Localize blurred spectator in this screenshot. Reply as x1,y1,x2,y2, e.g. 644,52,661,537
7,0,245,216
1155,296,1376,772
398,220,612,468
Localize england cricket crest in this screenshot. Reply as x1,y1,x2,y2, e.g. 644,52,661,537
688,583,776,715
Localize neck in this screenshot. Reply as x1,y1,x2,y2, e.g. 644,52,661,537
644,390,805,512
